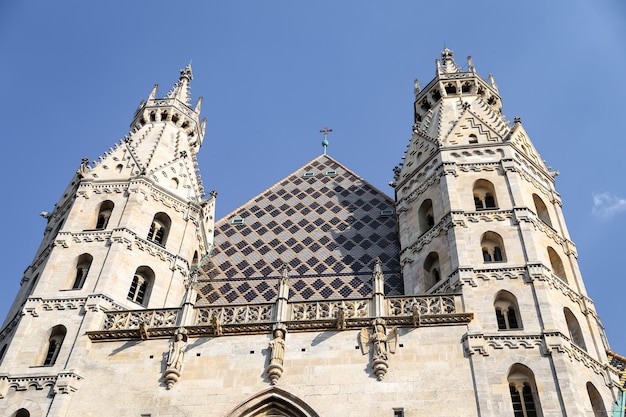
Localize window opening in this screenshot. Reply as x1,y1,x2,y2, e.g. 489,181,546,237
95,200,114,230
72,253,93,289
508,364,542,417
43,325,66,366
127,267,154,306
147,212,171,246
481,232,506,263
473,179,498,211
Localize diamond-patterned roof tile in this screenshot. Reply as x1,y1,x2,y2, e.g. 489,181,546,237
197,155,402,305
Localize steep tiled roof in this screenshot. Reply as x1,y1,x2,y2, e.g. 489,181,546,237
196,155,403,305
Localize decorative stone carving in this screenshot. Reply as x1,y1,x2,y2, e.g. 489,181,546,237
164,328,188,389
359,319,398,380
211,315,223,336
266,325,287,385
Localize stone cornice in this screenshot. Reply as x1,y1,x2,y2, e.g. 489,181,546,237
22,294,123,318
0,370,83,398
127,177,203,217
463,331,612,384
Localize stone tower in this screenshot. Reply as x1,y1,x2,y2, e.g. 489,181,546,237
0,65,215,414
0,53,622,417
394,48,614,415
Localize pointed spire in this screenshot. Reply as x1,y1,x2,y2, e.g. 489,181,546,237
194,96,203,113
488,73,499,92
467,56,475,73
440,47,461,74
148,84,158,100
166,64,194,106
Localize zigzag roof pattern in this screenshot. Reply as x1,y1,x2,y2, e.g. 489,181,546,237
196,155,403,305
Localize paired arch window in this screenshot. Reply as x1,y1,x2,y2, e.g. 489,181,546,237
147,212,171,246
423,252,441,288
532,194,551,227
43,325,66,366
564,307,587,351
508,364,542,417
473,179,497,210
547,247,567,282
418,199,435,234
127,266,155,306
586,382,607,417
481,232,506,262
72,253,93,290
95,200,114,229
494,290,522,330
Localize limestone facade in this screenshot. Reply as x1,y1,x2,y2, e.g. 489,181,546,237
0,52,623,417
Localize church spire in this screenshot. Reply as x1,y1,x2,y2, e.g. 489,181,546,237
166,64,194,106
129,64,206,152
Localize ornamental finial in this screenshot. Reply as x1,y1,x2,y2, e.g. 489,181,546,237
320,127,332,155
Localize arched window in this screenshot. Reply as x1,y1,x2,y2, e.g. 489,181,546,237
95,200,114,230
423,252,441,289
481,231,506,263
473,179,498,210
147,212,171,246
418,199,434,234
127,266,154,306
508,364,542,417
586,382,607,417
72,253,93,290
494,290,522,330
171,177,180,189
532,194,552,227
43,325,66,366
96,200,115,230
468,134,478,144
12,409,30,417
564,307,587,351
547,247,567,282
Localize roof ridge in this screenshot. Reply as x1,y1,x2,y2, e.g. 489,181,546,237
216,154,394,224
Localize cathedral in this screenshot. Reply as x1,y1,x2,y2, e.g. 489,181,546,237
0,49,624,417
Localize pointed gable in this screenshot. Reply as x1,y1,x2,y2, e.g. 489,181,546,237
508,122,546,169
197,155,403,305
444,107,507,146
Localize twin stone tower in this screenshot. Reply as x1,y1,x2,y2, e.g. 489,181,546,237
0,50,623,417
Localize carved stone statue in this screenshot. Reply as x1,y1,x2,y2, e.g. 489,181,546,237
167,330,188,371
269,329,285,365
164,328,188,389
359,319,398,380
266,326,287,385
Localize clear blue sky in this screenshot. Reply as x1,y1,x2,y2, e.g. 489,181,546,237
0,1,624,353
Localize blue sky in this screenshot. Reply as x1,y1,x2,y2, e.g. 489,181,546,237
0,1,624,353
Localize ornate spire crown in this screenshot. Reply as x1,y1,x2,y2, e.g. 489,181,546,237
166,64,194,106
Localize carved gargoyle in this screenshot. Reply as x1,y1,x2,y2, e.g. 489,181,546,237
359,319,398,380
